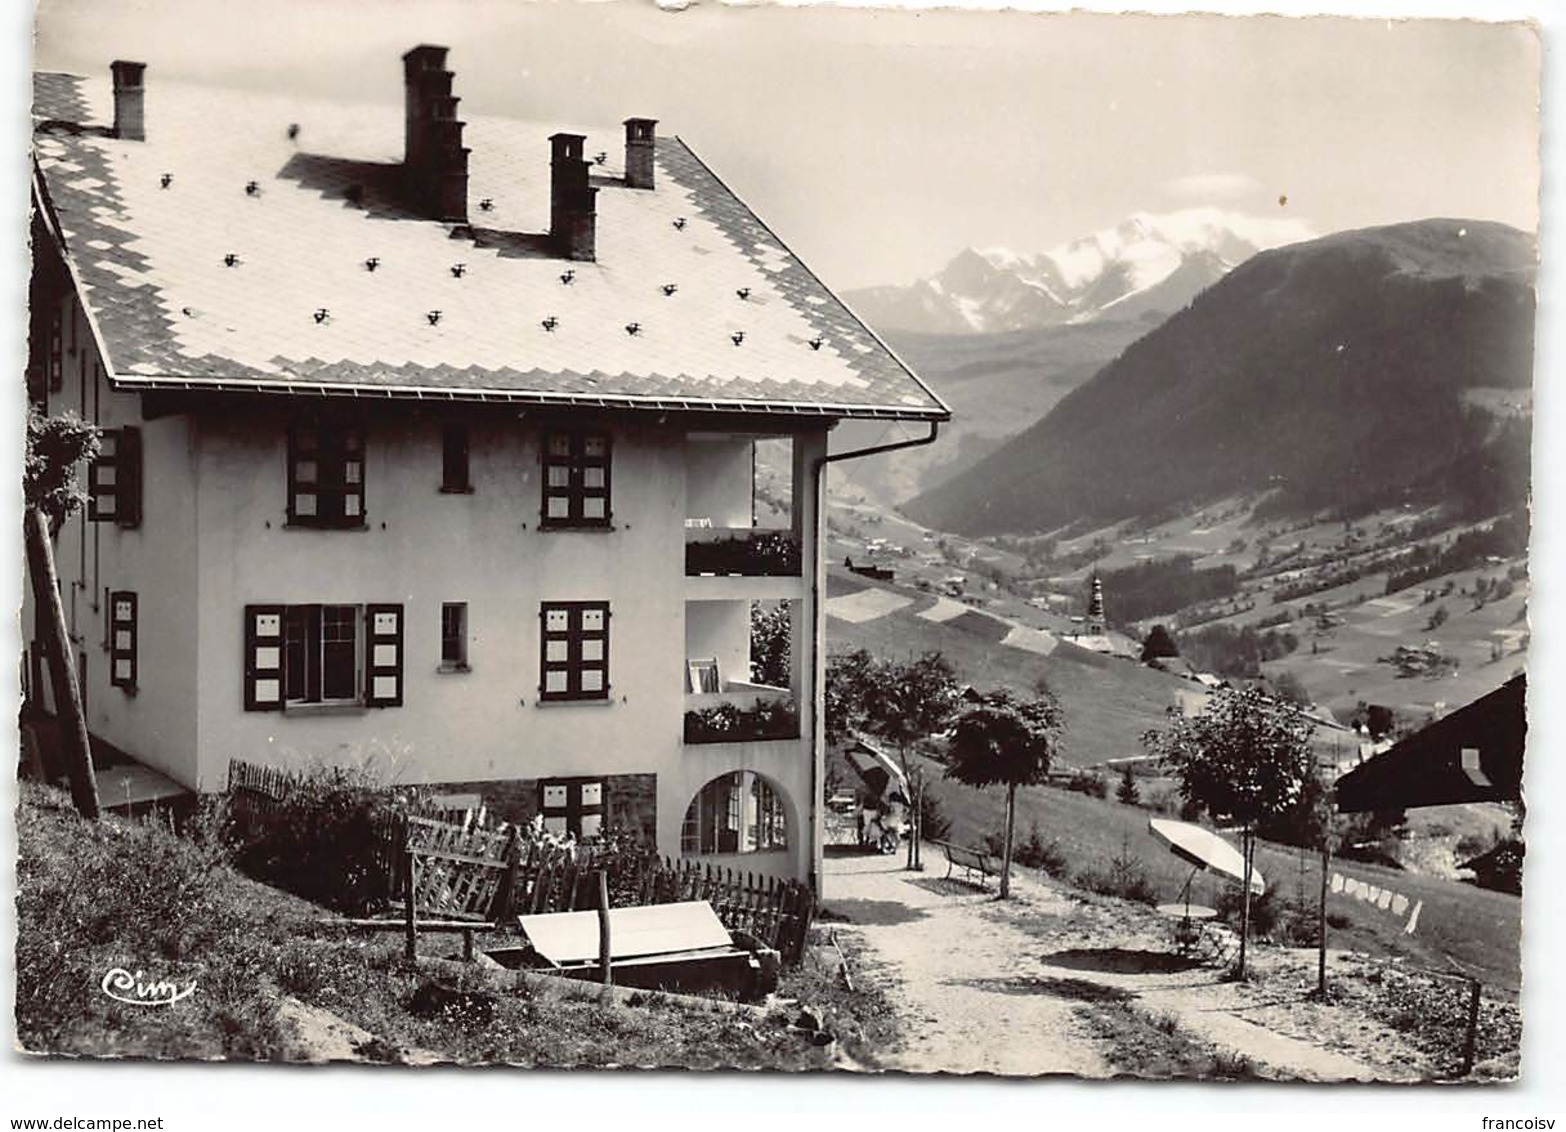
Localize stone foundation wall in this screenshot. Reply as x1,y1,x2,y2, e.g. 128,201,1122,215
430,772,658,848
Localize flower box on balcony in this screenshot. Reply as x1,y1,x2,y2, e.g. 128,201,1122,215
685,530,802,577
683,697,800,745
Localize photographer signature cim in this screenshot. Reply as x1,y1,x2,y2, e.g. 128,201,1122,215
100,967,197,1007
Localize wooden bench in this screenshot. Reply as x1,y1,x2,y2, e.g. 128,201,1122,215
936,841,998,888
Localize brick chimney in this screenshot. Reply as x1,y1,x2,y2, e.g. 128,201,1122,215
401,45,469,223
550,133,598,262
110,61,146,142
624,118,656,190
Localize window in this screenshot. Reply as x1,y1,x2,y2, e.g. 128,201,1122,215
440,602,469,671
539,601,609,701
108,591,137,692
243,603,403,710
541,430,610,527
680,772,788,856
440,423,471,493
288,421,365,528
88,427,143,528
538,778,604,839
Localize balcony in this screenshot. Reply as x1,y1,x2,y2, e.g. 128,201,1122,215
685,527,802,578
683,686,800,745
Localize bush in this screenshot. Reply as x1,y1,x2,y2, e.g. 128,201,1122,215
1062,770,1109,799
1073,839,1158,905
228,763,410,915
1214,886,1279,939
1014,823,1069,878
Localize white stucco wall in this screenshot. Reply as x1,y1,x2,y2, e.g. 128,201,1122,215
25,289,202,787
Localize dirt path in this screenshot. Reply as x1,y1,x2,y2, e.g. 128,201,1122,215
823,849,1114,1077
823,845,1401,1081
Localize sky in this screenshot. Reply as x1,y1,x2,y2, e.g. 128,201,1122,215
28,0,1540,290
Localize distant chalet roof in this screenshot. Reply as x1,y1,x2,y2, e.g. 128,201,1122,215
31,71,948,420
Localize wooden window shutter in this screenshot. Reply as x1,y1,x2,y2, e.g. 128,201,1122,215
116,427,142,528
244,604,286,711
108,591,137,691
87,431,118,523
365,604,405,707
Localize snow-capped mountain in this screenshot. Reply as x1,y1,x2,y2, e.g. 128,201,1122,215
845,208,1314,334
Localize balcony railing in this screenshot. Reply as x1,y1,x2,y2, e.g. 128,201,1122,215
683,693,800,745
685,527,801,578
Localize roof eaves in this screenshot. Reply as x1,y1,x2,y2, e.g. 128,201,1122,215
105,370,950,420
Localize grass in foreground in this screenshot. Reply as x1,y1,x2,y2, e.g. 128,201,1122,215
15,784,885,1069
1077,1002,1260,1081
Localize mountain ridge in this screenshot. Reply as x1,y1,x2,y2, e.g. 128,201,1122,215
845,207,1314,334
903,218,1536,536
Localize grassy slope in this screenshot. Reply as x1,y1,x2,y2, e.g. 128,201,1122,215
828,574,1191,768
14,785,873,1068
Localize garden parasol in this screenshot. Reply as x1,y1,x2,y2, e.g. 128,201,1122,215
1148,817,1265,913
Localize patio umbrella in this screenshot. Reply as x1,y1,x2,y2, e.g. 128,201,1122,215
1148,818,1265,897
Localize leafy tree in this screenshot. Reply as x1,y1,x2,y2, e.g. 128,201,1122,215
945,686,1063,898
1142,685,1316,977
1426,604,1449,632
825,649,959,870
1269,670,1311,708
23,407,102,819
1140,624,1180,662
749,601,791,688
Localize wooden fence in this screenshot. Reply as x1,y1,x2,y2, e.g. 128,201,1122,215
225,760,814,964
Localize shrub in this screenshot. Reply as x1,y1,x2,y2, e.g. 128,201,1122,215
1062,770,1109,799
228,763,411,915
1013,824,1069,878
1073,839,1158,905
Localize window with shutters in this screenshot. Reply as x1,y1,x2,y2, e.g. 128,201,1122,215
288,421,365,528
540,430,610,528
243,603,403,711
440,423,471,493
538,601,609,702
538,778,605,840
108,591,137,692
88,427,143,528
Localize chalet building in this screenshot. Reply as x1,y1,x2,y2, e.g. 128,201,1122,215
24,49,948,886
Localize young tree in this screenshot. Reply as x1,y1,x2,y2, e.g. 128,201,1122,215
945,685,1063,898
23,407,102,819
1116,764,1141,806
1142,685,1316,978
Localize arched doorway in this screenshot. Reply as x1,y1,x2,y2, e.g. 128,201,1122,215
680,770,789,857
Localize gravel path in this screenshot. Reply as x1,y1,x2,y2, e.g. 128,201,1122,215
823,845,1398,1081
823,849,1114,1077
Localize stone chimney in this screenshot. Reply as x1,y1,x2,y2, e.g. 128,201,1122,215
401,45,469,223
550,133,598,262
624,118,657,190
111,61,146,142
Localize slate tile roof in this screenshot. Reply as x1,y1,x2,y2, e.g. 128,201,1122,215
32,70,948,420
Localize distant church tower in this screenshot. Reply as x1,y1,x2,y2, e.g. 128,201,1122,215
1086,573,1106,636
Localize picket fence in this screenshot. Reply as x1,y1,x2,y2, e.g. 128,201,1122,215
225,760,814,964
